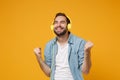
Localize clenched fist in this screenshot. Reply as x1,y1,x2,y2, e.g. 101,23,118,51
34,48,42,59
84,41,94,52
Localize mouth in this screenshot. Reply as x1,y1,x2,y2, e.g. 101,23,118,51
55,26,64,31
57,27,62,31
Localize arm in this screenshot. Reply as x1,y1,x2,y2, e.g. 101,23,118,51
81,41,93,74
34,48,51,77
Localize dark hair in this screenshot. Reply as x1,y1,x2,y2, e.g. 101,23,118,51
54,12,71,24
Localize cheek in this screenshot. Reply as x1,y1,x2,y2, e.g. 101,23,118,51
53,24,57,28
61,24,67,28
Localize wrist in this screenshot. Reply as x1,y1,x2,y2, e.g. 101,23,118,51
84,50,91,57
36,55,42,60
84,48,91,53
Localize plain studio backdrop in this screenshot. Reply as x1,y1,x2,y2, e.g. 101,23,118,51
0,0,120,80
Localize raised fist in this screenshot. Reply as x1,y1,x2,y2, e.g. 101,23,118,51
34,48,42,58
84,41,94,52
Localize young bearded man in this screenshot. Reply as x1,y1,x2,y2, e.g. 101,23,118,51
34,12,93,80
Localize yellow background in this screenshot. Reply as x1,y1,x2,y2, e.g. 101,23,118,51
0,0,120,80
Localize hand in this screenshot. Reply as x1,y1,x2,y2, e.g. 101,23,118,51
34,48,42,59
84,41,94,52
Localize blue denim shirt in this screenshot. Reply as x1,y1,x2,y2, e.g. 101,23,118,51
44,33,86,80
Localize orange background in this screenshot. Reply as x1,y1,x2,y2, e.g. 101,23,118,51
0,0,120,80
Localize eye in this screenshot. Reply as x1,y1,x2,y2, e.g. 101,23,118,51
53,21,58,24
60,21,66,24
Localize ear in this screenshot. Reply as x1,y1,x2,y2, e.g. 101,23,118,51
50,24,54,30
67,23,71,30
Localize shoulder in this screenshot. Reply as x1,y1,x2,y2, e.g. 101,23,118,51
45,37,56,47
70,34,86,50
44,38,56,55
70,34,86,44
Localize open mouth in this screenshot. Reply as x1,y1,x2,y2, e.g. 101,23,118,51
55,26,64,31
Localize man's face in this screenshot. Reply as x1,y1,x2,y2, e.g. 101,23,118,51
53,16,68,37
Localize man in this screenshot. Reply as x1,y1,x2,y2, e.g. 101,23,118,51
34,12,93,80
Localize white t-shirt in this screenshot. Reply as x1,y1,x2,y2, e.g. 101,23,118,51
54,42,74,80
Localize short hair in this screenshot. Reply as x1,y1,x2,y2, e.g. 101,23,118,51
54,12,71,24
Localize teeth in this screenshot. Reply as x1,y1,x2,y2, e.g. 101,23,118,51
57,28,62,30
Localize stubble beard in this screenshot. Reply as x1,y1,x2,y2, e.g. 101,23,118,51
54,26,68,37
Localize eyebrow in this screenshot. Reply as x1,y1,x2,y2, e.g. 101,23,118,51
54,20,66,24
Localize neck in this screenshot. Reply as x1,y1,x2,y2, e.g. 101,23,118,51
57,31,69,45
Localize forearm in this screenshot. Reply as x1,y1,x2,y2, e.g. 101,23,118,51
36,57,51,77
81,50,91,74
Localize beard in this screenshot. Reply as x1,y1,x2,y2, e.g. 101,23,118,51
54,26,68,37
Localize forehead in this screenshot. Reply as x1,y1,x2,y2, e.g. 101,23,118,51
54,16,67,21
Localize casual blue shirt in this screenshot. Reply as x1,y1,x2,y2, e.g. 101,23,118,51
44,32,86,80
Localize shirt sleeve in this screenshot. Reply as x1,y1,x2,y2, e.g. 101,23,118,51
78,40,86,69
44,42,52,68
